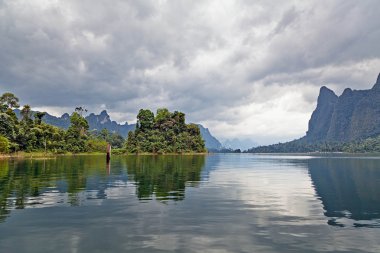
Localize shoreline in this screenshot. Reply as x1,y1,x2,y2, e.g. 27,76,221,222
3,151,379,160
0,151,211,159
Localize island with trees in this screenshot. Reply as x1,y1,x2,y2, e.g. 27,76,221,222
125,108,206,154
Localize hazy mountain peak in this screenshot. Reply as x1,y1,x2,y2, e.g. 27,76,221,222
100,110,109,116
61,113,70,119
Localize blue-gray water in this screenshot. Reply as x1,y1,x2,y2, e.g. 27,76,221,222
0,154,379,252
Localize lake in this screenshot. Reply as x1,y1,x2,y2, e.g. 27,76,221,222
0,154,379,252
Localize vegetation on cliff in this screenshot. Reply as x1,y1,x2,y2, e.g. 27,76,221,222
125,108,206,154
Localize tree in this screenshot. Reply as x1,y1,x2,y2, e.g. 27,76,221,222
0,93,20,111
68,112,89,136
155,108,172,125
75,106,87,117
0,113,16,140
20,105,33,123
137,109,154,131
65,112,90,153
34,112,46,125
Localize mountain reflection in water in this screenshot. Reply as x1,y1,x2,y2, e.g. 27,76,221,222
308,157,380,227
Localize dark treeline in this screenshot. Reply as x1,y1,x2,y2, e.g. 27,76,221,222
246,135,380,153
126,108,206,153
0,92,124,154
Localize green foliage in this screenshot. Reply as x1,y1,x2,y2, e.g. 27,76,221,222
20,105,32,124
0,113,16,141
90,128,125,148
86,139,107,152
247,135,380,153
68,112,89,137
137,109,154,131
0,92,112,154
0,92,19,112
126,108,206,153
34,112,46,125
112,148,126,155
0,136,9,153
65,112,90,153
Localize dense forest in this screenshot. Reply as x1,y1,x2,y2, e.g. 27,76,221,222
247,135,380,153
0,92,124,154
125,108,206,153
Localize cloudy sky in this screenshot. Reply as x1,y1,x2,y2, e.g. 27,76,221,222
1,0,380,145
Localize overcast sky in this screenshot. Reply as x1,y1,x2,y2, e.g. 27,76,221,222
1,0,380,145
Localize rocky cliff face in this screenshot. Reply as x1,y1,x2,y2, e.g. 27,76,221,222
306,86,338,141
306,73,380,142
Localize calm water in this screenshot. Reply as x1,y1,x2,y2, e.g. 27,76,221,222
0,154,380,252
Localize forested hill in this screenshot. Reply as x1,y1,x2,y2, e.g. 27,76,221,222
247,73,380,153
14,109,222,150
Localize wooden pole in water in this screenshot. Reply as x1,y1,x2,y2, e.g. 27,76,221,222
106,143,111,163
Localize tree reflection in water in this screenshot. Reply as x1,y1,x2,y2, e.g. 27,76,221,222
0,155,206,222
125,155,205,201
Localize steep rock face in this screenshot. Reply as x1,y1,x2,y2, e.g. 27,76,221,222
306,86,338,141
327,88,380,141
306,73,380,142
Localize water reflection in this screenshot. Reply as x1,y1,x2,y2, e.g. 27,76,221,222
308,158,380,227
0,155,206,222
0,156,112,221
0,154,380,253
126,155,205,201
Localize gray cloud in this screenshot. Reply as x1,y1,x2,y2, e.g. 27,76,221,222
0,0,380,144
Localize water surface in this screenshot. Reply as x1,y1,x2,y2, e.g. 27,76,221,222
0,154,379,252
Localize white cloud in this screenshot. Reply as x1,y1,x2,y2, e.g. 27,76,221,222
0,0,379,144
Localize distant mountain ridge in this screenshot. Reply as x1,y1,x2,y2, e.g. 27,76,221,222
86,110,135,137
15,109,222,150
222,138,258,151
